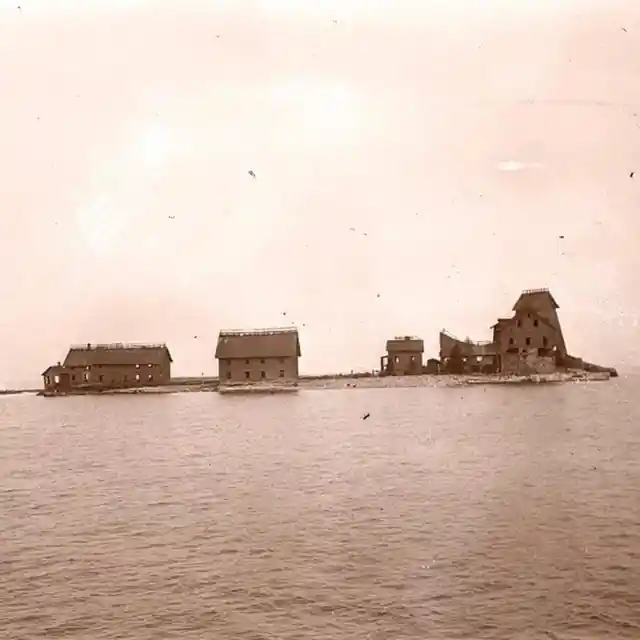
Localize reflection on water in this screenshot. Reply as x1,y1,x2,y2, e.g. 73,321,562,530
1,379,639,639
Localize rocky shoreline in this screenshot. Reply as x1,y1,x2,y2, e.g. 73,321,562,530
32,370,616,397
297,370,613,391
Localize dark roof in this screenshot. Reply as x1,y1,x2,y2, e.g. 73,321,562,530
63,343,173,367
513,288,559,312
490,318,511,329
215,328,301,359
41,364,71,376
386,336,424,353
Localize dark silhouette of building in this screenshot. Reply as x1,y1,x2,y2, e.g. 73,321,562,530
42,343,172,392
439,331,499,374
380,336,424,375
425,358,441,374
215,327,301,383
438,289,569,375
492,288,566,374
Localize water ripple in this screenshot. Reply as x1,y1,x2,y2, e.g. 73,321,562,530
1,381,639,639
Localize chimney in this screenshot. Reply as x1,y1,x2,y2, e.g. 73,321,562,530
87,343,91,350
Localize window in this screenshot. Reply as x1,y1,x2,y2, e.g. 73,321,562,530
542,336,548,348
517,320,522,327
279,370,285,377
136,364,140,369
148,374,153,382
533,319,539,327
44,375,50,385
135,374,140,382
123,375,128,382
509,338,514,345
245,371,251,379
148,363,153,368
83,372,89,382
411,355,416,362
525,337,531,346
394,356,400,364
226,372,231,379
72,375,76,382
261,371,266,379
99,375,104,382
260,359,265,364
54,375,60,384
476,356,482,362
245,359,250,365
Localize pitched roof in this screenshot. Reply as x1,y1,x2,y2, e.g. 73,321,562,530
41,364,71,376
63,343,173,367
215,328,301,359
513,288,559,312
386,336,424,353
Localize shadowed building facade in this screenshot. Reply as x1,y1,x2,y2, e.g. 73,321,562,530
42,343,172,392
215,327,301,383
492,288,566,374
438,289,566,375
439,331,499,374
380,336,424,375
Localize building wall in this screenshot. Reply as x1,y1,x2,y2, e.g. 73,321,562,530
440,332,498,374
492,321,510,347
466,354,499,373
441,354,499,374
424,359,440,374
495,312,560,353
218,356,299,383
43,368,73,391
84,363,170,387
513,297,567,355
387,351,423,375
501,350,556,375
60,361,170,388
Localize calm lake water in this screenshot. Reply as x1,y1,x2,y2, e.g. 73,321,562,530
1,379,639,639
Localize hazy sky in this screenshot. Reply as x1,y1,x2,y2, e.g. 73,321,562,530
1,0,639,386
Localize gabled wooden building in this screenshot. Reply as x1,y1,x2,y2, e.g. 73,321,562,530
42,343,172,392
380,336,424,375
215,327,301,383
